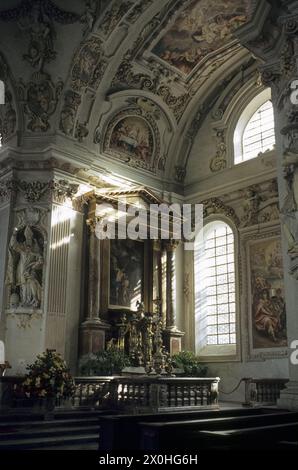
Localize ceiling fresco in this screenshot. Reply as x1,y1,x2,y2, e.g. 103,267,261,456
151,0,250,75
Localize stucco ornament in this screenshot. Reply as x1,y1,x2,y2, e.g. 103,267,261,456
19,71,63,132
209,129,227,172
0,0,80,72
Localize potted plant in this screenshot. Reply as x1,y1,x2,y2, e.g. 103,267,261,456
13,349,75,411
79,347,131,376
172,351,208,377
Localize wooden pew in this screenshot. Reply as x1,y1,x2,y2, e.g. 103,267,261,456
98,407,281,450
198,421,298,450
138,411,298,450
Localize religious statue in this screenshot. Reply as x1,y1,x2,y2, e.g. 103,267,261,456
6,226,44,309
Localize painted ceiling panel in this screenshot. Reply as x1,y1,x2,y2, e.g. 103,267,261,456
152,0,251,75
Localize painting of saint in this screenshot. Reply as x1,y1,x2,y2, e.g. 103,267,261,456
109,116,153,162
152,0,250,75
109,240,144,310
249,238,287,349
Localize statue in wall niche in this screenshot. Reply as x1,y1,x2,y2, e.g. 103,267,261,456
6,226,44,310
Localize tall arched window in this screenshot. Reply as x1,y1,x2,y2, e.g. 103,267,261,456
234,88,275,164
195,220,237,358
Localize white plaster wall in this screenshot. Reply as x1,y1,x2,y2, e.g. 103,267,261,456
208,359,289,403
5,316,45,375
185,111,276,196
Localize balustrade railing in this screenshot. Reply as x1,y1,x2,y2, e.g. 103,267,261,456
99,376,220,412
243,378,289,407
1,375,220,412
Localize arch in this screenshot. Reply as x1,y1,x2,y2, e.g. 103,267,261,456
169,52,255,180
234,88,275,164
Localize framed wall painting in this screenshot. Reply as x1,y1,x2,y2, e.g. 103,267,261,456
246,233,288,360
109,239,144,311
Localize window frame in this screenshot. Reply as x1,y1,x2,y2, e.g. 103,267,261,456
233,88,275,165
194,215,241,362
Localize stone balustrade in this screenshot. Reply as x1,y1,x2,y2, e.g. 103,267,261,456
243,378,289,407
1,376,220,412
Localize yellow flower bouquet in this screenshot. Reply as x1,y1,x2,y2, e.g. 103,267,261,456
14,350,75,402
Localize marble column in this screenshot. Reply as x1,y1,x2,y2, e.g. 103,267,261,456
163,240,184,354
80,218,109,355
237,0,298,409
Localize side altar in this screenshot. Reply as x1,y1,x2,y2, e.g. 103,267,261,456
79,187,185,371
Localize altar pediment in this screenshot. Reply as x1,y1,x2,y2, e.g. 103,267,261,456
94,186,164,209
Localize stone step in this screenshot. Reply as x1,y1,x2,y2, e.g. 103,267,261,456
0,412,45,423
0,409,107,421
0,424,99,442
0,433,99,450
32,442,98,450
0,416,99,431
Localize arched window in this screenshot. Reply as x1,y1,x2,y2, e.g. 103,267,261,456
234,89,275,164
195,220,237,358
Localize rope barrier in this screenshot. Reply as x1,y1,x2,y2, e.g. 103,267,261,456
219,378,245,395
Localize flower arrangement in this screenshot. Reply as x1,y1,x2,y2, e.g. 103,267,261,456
17,349,75,400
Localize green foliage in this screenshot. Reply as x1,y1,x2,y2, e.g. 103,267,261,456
172,351,208,377
79,347,131,376
19,349,75,399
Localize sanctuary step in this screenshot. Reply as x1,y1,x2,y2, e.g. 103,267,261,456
0,409,112,450
139,410,298,451
98,406,280,450
98,407,298,451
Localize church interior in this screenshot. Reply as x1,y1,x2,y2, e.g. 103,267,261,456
1,0,298,454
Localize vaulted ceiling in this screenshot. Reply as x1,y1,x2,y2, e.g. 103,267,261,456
0,0,258,189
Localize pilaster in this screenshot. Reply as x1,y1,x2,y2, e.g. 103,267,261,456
237,0,298,409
